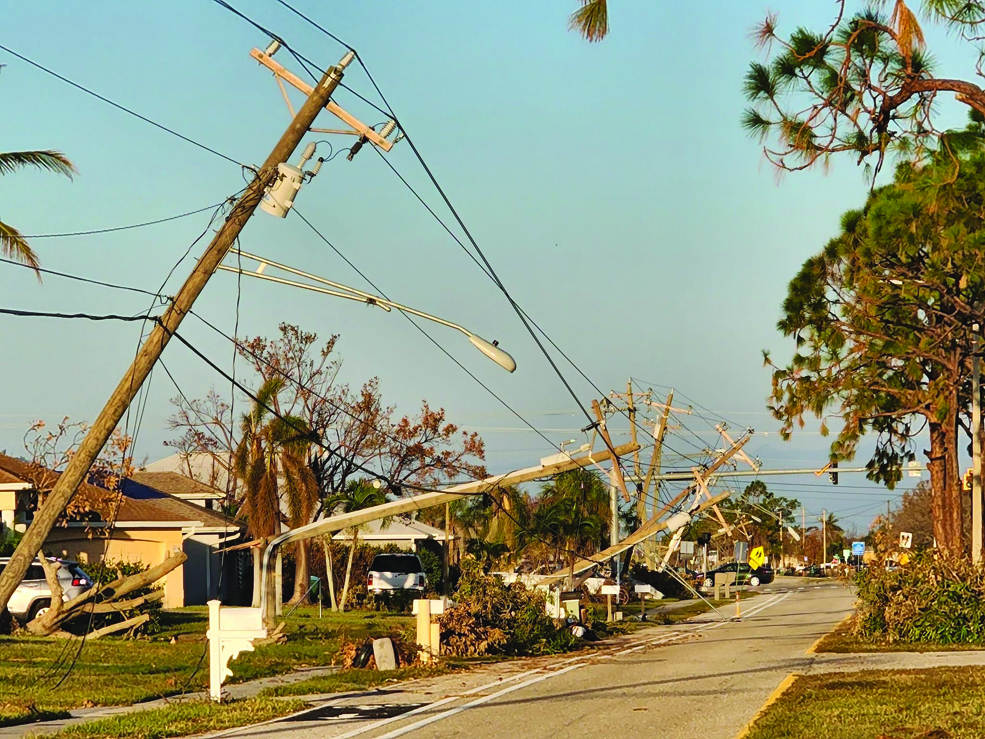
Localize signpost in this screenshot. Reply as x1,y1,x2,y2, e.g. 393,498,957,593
899,532,913,549
852,541,866,568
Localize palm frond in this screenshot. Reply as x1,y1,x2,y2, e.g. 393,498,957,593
569,0,608,42
0,150,76,179
0,220,41,281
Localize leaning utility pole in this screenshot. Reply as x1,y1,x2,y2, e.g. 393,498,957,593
0,51,354,614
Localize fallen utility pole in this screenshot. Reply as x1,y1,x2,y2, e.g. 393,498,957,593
258,441,640,626
0,51,354,615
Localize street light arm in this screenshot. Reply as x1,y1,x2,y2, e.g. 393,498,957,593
222,249,517,372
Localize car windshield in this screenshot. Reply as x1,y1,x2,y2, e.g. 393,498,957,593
370,555,423,573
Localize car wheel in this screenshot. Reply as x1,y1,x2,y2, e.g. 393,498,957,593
749,576,761,587
28,599,51,621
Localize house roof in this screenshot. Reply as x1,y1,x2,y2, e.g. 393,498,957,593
332,517,454,542
118,479,236,529
129,471,225,500
0,453,239,531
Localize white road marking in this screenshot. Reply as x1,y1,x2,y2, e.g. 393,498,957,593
369,664,586,739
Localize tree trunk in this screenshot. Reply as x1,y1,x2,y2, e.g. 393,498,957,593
287,541,310,605
251,539,266,608
928,418,964,555
944,400,965,554
339,529,358,613
322,536,338,612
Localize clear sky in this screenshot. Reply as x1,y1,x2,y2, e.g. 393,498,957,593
1,1,977,532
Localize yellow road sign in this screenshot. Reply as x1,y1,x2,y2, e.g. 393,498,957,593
749,546,766,569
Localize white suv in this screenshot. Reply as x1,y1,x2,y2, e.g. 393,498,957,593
0,557,93,621
367,553,426,594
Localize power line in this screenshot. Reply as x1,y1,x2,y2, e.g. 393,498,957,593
0,43,243,168
21,201,229,239
0,307,157,323
0,258,163,299
292,208,563,456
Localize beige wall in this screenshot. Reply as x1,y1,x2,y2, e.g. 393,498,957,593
46,528,186,608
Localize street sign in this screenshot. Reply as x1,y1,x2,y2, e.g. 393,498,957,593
852,541,866,557
680,541,695,556
842,549,851,560
749,546,766,569
734,541,750,564
899,532,913,549
907,460,922,478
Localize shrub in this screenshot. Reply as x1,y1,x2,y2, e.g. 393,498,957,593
853,552,985,645
439,558,578,657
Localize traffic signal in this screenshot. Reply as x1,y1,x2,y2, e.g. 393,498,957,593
828,460,839,485
696,532,712,547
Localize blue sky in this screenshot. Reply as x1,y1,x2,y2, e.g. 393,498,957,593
1,1,977,531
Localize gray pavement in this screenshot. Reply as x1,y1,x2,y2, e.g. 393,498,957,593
216,579,859,739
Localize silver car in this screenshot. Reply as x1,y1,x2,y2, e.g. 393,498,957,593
0,557,93,621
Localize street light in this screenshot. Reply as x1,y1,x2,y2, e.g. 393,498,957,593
217,249,517,373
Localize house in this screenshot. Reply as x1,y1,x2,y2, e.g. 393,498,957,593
332,518,455,552
0,454,243,608
141,452,231,499
129,471,226,510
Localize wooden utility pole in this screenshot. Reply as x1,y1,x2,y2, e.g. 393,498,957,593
822,508,827,563
640,390,673,567
592,400,630,550
0,52,353,614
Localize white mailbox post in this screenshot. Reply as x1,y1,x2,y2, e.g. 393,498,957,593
207,600,268,701
412,598,448,664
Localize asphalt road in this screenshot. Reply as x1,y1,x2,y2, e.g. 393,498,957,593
225,578,855,739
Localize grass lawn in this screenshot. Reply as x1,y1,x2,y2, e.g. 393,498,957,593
0,606,412,727
40,697,307,739
813,615,985,654
746,667,985,739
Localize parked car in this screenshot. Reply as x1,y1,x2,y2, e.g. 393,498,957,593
699,562,774,590
367,553,426,594
0,557,93,621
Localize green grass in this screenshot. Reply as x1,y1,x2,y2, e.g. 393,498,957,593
746,667,985,739
813,616,985,654
0,606,412,727
259,667,444,697
40,697,307,739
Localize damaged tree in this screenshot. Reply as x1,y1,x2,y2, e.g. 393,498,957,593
26,549,186,637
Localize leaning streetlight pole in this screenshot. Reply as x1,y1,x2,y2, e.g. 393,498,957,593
0,50,354,614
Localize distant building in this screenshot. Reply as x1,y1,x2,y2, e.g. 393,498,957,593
0,454,243,608
332,518,455,551
141,452,232,497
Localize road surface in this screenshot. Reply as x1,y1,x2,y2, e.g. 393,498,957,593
224,578,854,739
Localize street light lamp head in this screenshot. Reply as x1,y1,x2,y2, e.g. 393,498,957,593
468,334,516,373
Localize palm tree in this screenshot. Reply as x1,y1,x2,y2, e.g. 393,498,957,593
323,479,388,612
533,469,610,583
0,150,76,278
569,0,608,42
233,377,317,606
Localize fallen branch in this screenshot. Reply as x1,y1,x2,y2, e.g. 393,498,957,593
50,613,151,640
87,590,164,615
27,550,186,636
